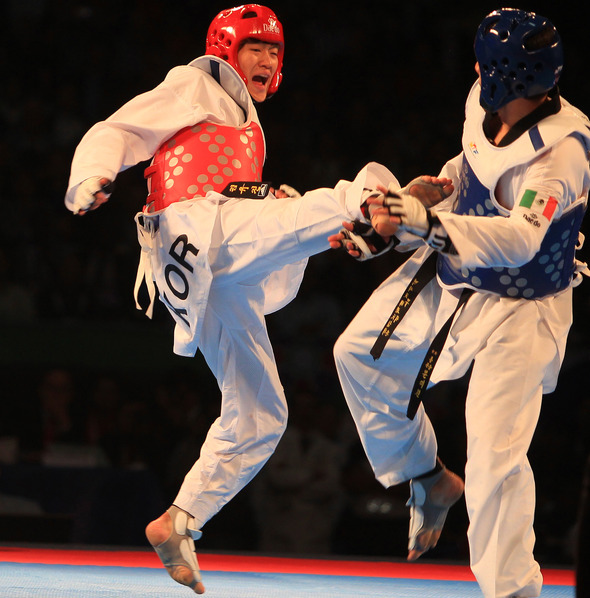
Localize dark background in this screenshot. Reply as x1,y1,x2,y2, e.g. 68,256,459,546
0,0,589,566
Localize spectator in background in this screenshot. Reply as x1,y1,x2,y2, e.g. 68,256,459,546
17,368,89,464
0,247,36,323
251,391,346,554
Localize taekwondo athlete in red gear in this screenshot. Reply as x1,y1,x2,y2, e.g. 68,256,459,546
331,8,590,598
64,4,413,593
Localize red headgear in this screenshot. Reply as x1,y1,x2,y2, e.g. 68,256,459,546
206,4,284,97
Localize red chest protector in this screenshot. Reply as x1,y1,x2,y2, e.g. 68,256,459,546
144,121,264,213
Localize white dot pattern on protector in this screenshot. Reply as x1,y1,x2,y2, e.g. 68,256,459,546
160,124,262,202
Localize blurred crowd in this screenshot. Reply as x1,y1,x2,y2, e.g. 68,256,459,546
1,0,589,566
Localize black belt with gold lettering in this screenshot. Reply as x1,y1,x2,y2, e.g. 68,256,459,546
222,181,272,199
406,286,473,420
370,252,438,360
368,251,473,420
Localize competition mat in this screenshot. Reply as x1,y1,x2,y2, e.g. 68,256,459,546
0,545,575,597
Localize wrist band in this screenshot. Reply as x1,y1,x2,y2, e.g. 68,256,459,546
424,213,456,254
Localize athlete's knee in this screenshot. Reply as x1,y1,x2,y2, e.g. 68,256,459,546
266,401,288,443
247,393,288,448
269,412,288,448
275,398,289,437
334,328,362,368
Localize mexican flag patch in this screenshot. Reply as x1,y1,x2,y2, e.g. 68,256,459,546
518,189,558,220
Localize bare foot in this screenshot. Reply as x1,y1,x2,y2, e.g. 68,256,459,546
146,509,205,594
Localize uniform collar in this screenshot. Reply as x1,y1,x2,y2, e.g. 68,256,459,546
484,89,562,147
188,55,252,117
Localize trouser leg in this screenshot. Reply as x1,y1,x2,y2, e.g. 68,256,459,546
174,284,287,529
464,320,549,598
333,274,439,487
210,186,363,284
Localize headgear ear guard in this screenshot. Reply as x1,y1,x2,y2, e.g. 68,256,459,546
474,8,563,112
206,4,284,97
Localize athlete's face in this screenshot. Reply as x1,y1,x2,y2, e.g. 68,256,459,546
238,41,280,103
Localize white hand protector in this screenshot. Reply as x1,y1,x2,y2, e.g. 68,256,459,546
383,185,430,237
71,176,110,215
383,185,455,254
279,184,301,198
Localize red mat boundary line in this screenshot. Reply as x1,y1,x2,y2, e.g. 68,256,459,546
0,546,574,586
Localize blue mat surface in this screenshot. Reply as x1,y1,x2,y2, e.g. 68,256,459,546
0,562,575,598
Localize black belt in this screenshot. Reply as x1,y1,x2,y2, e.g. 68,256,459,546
370,252,438,360
222,181,271,199
369,251,473,420
406,286,473,420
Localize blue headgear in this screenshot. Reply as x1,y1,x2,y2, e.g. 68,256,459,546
474,8,563,112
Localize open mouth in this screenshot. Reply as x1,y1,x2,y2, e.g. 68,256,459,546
252,74,269,86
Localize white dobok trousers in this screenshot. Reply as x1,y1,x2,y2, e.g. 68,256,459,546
136,163,396,532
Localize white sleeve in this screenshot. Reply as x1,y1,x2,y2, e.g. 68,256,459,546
436,136,589,269
64,67,208,210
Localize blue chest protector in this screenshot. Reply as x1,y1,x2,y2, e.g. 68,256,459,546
437,157,585,299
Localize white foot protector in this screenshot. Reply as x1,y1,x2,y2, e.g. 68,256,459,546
152,505,204,593
407,466,464,555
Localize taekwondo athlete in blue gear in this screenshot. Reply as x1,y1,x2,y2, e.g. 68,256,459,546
331,8,590,598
